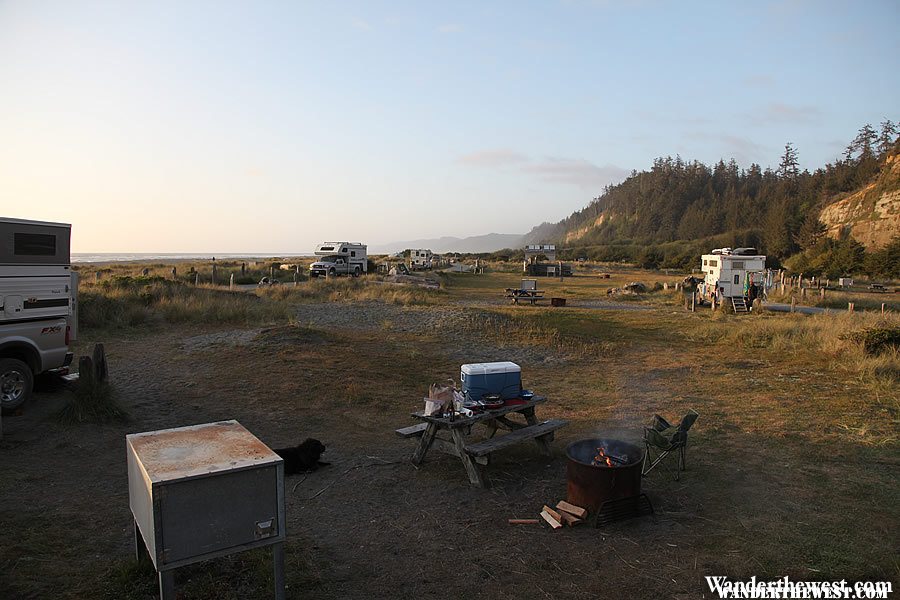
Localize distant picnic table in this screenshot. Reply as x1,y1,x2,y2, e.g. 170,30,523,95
505,288,546,305
396,396,568,487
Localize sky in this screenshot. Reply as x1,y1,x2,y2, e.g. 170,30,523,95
1,0,898,253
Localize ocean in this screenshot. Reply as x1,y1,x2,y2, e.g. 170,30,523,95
72,253,314,264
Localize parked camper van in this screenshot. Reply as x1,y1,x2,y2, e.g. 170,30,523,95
308,242,367,278
409,249,433,270
699,247,766,311
1,218,78,412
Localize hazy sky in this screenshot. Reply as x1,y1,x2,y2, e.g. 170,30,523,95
1,1,898,253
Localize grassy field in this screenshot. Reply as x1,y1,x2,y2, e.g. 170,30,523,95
1,266,897,598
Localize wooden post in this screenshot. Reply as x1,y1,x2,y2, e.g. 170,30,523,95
241,262,246,277
691,292,695,312
171,267,177,280
229,273,234,290
194,272,200,286
848,302,854,313
799,273,803,289
95,271,101,283
800,288,806,299
79,355,95,393
711,295,717,311
558,260,563,282
212,263,217,285
92,343,109,383
270,265,275,280
820,288,825,300
882,303,886,315
293,272,298,287
790,297,796,313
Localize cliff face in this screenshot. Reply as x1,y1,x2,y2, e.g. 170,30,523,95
819,153,900,250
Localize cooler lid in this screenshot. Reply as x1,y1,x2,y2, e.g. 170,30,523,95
461,361,521,375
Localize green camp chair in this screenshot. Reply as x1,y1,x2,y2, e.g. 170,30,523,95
642,409,699,480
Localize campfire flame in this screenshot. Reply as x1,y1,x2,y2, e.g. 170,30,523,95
591,447,614,467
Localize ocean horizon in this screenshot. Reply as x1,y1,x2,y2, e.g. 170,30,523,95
72,253,315,263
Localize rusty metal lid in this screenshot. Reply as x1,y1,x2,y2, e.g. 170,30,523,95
126,420,280,483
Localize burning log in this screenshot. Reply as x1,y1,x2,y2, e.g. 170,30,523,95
590,446,628,467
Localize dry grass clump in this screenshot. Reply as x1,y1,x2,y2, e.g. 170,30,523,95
79,277,291,329
691,311,900,388
56,380,127,424
258,277,444,306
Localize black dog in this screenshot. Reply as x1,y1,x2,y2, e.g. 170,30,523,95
273,438,328,475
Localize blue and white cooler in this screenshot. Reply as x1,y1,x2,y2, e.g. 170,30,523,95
460,362,522,401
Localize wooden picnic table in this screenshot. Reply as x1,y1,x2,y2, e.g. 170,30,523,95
397,396,568,487
505,288,546,305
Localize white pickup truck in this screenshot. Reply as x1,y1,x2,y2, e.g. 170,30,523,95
309,242,367,278
1,218,77,413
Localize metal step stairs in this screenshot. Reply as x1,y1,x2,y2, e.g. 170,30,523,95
731,297,749,314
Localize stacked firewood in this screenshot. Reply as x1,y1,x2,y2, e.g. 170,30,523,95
508,501,587,529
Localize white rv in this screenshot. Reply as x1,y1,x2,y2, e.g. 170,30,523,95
700,247,766,306
409,249,433,270
1,218,78,412
309,242,367,278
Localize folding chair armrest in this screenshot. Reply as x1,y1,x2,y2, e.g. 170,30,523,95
649,414,672,432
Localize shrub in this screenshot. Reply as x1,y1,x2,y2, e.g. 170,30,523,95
845,326,900,355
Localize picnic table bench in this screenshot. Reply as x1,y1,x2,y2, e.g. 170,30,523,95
396,396,568,487
505,288,546,305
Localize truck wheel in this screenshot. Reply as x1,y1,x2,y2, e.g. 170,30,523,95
353,267,361,277
0,358,33,414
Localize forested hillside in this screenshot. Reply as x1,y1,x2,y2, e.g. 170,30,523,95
523,121,899,277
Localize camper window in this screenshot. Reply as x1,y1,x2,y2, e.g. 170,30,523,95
732,261,744,269
14,233,56,256
709,260,717,267
320,246,335,252
350,251,356,257
703,259,708,266
733,274,740,284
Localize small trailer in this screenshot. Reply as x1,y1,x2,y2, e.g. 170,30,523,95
308,242,367,278
0,218,78,412
699,247,766,313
